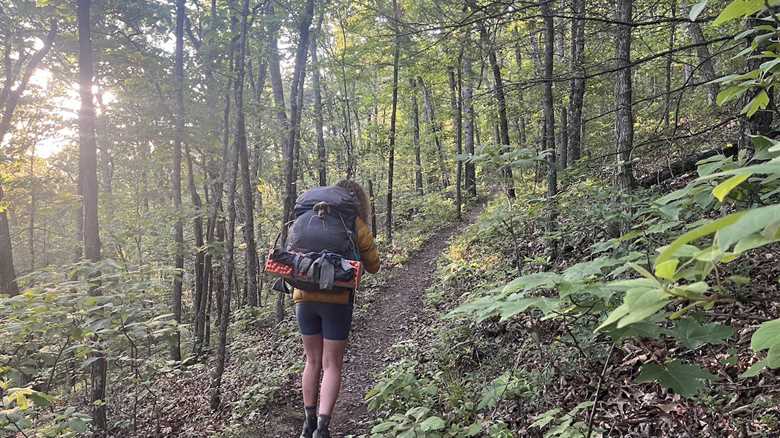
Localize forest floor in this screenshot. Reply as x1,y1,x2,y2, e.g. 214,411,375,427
255,201,488,438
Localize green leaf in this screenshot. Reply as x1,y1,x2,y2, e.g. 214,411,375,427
713,174,751,202
596,287,671,331
717,205,780,251
740,359,768,377
751,318,780,352
654,259,678,280
419,416,446,432
372,422,396,433
741,90,770,117
669,319,733,349
713,0,765,26
656,213,745,265
716,84,748,106
689,1,708,21
636,360,717,398
463,423,482,436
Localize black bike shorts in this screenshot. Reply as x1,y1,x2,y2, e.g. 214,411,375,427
295,302,354,341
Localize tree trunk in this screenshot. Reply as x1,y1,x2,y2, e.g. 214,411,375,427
469,3,515,199
559,104,568,169
311,13,327,186
463,45,477,198
169,0,185,362
541,0,558,260
210,0,248,410
682,0,718,107
29,144,36,271
410,78,424,196
78,0,106,430
568,0,585,164
0,185,18,295
513,38,528,147
386,0,401,242
418,76,450,188
368,179,377,237
238,8,261,308
448,65,463,221
615,0,636,191
664,0,677,129
0,22,56,295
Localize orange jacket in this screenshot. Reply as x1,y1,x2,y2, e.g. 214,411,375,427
292,217,380,304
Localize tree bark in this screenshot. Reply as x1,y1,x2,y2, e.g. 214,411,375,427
169,0,186,362
664,0,677,129
311,13,327,186
568,0,585,164
410,78,424,196
78,0,106,430
210,0,248,410
448,65,463,221
386,0,401,242
238,7,261,308
470,4,515,199
463,45,477,198
683,0,718,107
0,22,56,296
418,76,450,188
541,0,558,259
615,0,636,191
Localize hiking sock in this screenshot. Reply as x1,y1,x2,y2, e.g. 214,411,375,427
313,415,331,438
300,406,317,438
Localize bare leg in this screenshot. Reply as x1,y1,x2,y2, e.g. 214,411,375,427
318,339,347,416
301,334,323,407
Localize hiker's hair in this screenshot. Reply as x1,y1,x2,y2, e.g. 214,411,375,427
335,179,370,223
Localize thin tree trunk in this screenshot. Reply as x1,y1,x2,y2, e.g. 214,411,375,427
682,0,718,107
210,0,248,410
448,65,463,220
469,2,515,199
29,144,36,271
410,78,424,196
559,104,568,169
278,0,316,322
541,0,558,260
664,0,677,129
169,0,186,362
311,13,327,186
615,0,636,191
418,76,450,188
0,185,18,295
513,38,528,146
0,23,56,295
463,44,477,198
386,0,401,242
78,0,105,430
368,179,377,237
238,8,261,308
568,0,585,164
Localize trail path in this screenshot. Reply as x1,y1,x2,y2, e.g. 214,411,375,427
328,204,485,437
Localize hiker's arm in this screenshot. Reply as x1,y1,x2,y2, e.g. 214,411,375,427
355,218,380,273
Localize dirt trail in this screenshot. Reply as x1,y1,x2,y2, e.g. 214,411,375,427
330,204,485,437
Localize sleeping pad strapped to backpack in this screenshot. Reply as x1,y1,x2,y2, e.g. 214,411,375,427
272,186,361,292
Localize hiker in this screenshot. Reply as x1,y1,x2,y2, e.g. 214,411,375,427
293,180,380,438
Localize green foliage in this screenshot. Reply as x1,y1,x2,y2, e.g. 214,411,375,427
530,402,596,438
635,360,717,398
0,260,175,435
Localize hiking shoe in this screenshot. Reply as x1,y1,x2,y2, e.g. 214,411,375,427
300,423,316,438
312,429,330,438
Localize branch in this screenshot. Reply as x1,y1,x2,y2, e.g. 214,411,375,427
0,20,58,143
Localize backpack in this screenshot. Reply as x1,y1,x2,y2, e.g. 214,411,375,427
266,186,362,293
286,186,360,259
